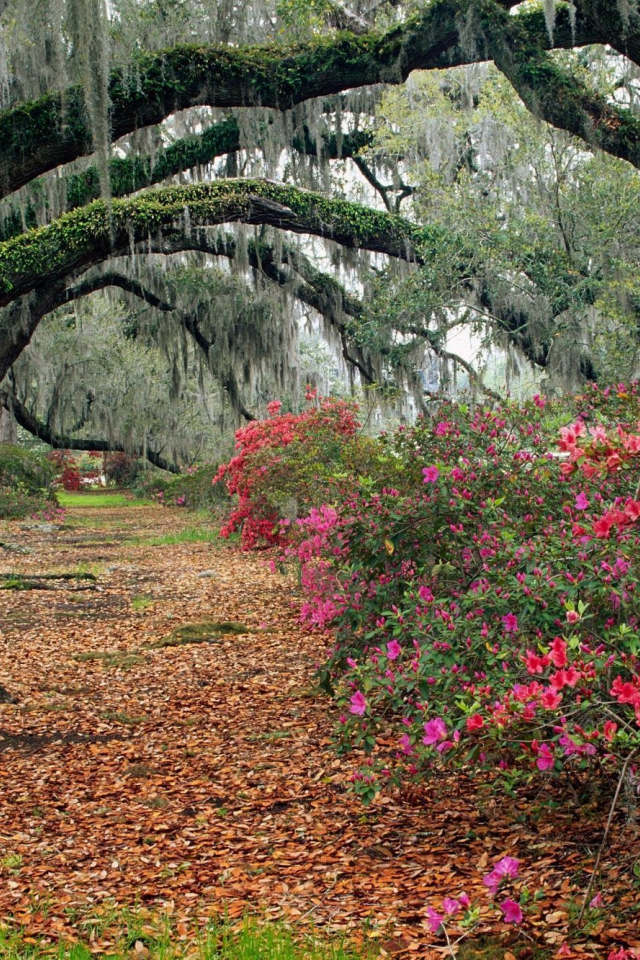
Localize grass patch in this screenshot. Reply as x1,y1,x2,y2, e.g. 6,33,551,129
247,731,292,742
147,621,249,649
0,916,374,958
101,710,148,725
457,941,553,958
131,595,155,612
135,526,222,546
72,650,145,669
57,492,135,508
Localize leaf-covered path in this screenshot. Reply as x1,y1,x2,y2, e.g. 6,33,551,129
0,501,638,958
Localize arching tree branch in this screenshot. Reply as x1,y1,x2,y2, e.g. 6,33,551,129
0,388,180,473
0,179,435,318
1,0,639,198
0,121,375,242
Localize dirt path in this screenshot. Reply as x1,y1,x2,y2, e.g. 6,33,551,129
0,502,638,958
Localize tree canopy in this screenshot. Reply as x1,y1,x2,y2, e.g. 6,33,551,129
1,0,640,461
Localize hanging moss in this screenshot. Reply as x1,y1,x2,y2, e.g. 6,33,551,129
0,179,453,307
0,118,375,242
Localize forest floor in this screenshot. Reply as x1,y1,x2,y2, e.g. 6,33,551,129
0,497,639,959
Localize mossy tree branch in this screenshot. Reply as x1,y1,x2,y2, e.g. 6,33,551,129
2,0,639,199
0,176,605,385
0,179,439,316
481,3,640,171
0,120,374,243
0,387,180,473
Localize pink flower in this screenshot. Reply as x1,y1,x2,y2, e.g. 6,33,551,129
426,907,443,934
442,897,460,915
589,892,604,908
418,585,434,603
422,466,440,483
423,717,447,745
566,610,580,624
540,688,562,709
524,650,549,674
536,742,555,771
483,871,500,895
494,856,519,880
386,640,401,660
594,515,614,538
575,491,589,510
500,899,523,924
502,613,518,633
349,691,367,716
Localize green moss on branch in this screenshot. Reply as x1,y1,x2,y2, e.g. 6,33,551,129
0,179,446,307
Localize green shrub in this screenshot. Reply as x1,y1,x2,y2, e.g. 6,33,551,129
0,444,54,493
132,472,172,501
0,444,56,518
168,463,230,510
134,464,230,511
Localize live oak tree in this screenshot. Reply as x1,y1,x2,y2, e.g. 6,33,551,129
1,0,640,454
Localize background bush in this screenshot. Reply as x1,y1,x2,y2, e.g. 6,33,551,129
134,463,230,511
0,444,56,518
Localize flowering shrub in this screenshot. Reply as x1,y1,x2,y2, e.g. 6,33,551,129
221,385,640,806
102,451,141,487
214,394,368,549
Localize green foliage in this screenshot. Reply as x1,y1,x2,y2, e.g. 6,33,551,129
134,464,230,511
0,443,55,518
168,464,231,510
0,443,54,492
363,64,640,388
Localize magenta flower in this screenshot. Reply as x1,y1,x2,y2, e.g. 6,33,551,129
386,639,401,660
442,897,460,915
500,899,523,924
536,743,555,771
575,491,590,510
484,856,519,894
502,612,518,633
422,466,440,483
483,871,500,895
426,907,443,934
494,856,519,879
422,717,447,745
349,691,367,716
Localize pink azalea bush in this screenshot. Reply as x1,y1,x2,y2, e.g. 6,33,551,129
312,388,640,802
213,393,369,549
214,384,640,950
216,385,640,807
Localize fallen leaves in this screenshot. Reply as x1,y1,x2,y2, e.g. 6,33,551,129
0,503,639,958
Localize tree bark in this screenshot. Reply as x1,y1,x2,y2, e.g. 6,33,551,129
0,404,16,443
